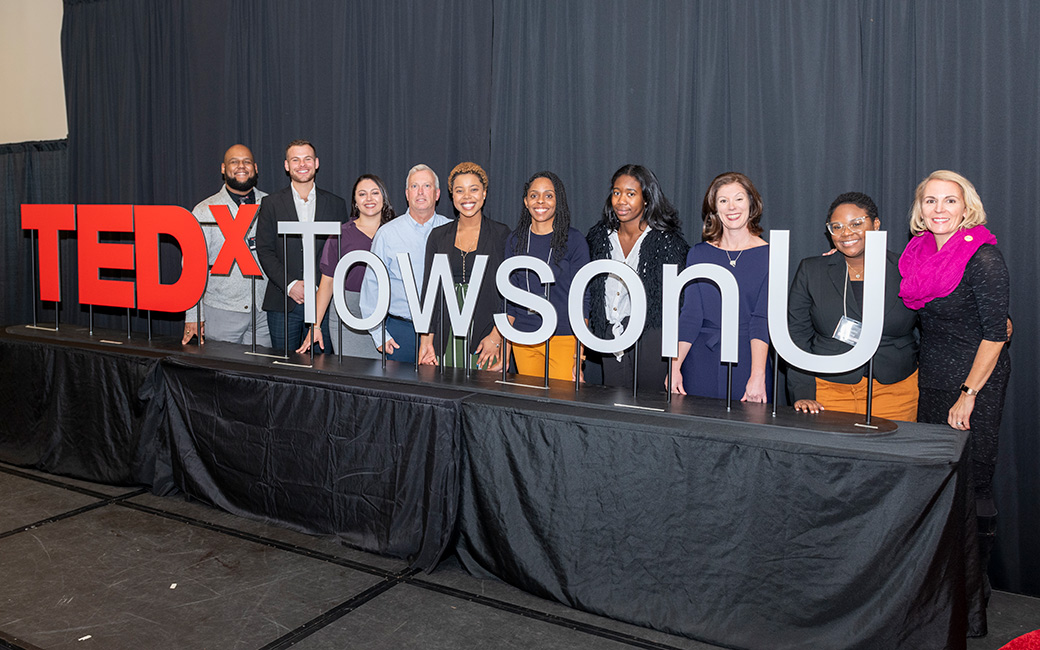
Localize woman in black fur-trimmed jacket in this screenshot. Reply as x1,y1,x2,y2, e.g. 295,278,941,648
587,165,689,390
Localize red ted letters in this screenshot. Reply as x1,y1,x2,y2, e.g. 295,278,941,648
21,204,258,312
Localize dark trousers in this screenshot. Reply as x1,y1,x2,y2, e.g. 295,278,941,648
384,315,417,364
599,325,669,392
267,306,331,355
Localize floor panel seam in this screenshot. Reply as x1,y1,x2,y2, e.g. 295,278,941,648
257,571,419,650
117,499,402,579
0,464,144,500
407,578,690,650
0,489,146,540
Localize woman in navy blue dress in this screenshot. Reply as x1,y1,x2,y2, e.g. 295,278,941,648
670,172,770,401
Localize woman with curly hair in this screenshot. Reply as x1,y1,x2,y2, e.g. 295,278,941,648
505,171,590,381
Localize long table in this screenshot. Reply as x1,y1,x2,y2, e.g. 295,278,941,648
0,326,978,648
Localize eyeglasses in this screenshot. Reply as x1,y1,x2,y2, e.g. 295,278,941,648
825,218,870,236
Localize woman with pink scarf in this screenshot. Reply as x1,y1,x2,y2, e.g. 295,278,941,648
898,169,1009,614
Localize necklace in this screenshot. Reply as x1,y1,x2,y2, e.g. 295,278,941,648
846,261,863,279
725,249,744,267
524,230,553,305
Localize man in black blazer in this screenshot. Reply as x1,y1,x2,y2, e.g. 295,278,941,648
255,139,348,354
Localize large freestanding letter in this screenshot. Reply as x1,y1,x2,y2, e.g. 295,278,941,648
333,250,390,329
78,205,136,308
277,220,340,324
209,204,263,276
569,259,646,354
493,256,557,346
134,206,208,312
660,263,740,362
399,252,487,336
768,230,886,373
21,204,76,301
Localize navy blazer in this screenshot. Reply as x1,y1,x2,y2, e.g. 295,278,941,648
786,250,918,402
255,185,348,312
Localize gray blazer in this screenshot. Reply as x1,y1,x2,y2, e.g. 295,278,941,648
186,185,268,321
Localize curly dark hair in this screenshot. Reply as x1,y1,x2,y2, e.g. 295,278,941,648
512,171,571,265
827,191,879,223
600,164,682,234
700,172,763,242
349,174,396,225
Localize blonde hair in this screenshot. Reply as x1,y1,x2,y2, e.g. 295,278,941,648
449,162,489,192
909,170,987,236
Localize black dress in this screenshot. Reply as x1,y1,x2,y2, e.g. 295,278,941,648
915,244,1010,502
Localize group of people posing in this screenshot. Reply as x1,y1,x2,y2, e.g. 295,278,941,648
186,139,1010,508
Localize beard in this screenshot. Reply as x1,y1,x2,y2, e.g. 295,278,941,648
225,171,258,192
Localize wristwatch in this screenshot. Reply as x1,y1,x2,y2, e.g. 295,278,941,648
960,383,979,396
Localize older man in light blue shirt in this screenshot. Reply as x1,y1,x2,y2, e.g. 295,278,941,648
359,164,450,363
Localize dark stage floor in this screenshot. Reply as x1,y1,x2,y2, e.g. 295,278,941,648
1,462,1037,650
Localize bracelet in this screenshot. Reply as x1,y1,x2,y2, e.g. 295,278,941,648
959,383,979,396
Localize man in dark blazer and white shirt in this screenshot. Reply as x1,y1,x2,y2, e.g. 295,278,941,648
256,139,348,354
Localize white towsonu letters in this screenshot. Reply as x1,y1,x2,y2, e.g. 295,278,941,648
288,224,891,374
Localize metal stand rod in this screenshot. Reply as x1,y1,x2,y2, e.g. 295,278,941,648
336,235,342,360
439,298,446,374
543,285,551,388
381,318,387,370
282,235,289,358
666,358,673,403
147,311,152,342
726,363,733,411
250,275,257,354
196,303,203,348
573,337,580,393
414,330,420,372
30,230,38,328
465,317,473,379
89,305,94,336
502,297,509,383
631,339,639,399
864,358,875,426
126,307,131,340
771,348,779,417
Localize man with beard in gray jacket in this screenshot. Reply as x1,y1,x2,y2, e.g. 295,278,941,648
182,144,270,347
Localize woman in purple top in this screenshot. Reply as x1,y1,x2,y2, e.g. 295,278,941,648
298,174,395,357
670,172,771,402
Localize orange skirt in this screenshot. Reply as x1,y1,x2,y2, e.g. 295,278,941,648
512,335,579,382
815,369,919,421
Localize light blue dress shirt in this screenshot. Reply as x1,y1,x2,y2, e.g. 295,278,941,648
360,209,450,346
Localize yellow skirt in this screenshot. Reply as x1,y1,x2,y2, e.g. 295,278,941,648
512,335,579,381
815,369,919,421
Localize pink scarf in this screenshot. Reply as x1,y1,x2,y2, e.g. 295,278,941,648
898,225,997,310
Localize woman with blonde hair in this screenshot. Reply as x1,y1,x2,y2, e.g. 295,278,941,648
898,169,1010,615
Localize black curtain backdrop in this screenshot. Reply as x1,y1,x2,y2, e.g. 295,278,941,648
39,0,1040,595
0,140,69,328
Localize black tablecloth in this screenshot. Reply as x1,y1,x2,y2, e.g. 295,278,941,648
455,394,974,650
0,336,167,487
162,357,463,570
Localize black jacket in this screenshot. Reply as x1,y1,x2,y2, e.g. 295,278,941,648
255,185,348,312
785,250,918,401
422,217,512,353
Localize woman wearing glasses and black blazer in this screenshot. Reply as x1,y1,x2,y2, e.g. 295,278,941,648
786,192,919,420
